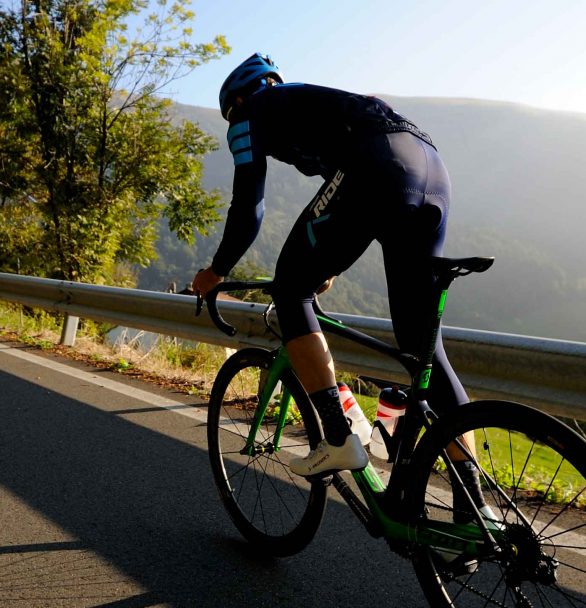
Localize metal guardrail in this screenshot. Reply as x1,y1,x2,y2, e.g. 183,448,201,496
0,272,584,420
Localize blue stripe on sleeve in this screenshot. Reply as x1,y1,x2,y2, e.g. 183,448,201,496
227,121,250,146
233,149,253,165
230,135,251,153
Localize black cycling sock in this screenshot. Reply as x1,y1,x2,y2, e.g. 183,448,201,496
449,460,488,524
309,386,351,447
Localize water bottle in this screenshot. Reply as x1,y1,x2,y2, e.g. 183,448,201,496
370,386,407,460
337,382,372,446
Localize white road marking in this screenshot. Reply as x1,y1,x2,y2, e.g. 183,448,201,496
0,343,207,422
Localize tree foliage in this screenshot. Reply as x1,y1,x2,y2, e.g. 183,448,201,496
0,0,229,282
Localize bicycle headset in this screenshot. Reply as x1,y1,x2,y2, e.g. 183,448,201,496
219,52,284,120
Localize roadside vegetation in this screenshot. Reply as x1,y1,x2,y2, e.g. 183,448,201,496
0,302,228,397
0,0,229,284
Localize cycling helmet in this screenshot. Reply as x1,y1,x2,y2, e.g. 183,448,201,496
219,53,283,119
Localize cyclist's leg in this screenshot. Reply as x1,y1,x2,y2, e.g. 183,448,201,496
273,169,375,360
273,170,374,346
273,169,373,474
382,230,475,423
379,136,488,520
377,134,467,411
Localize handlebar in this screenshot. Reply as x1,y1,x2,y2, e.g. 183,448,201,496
195,280,274,336
194,279,341,337
194,279,417,374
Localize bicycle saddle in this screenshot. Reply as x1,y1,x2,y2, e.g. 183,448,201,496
431,256,495,278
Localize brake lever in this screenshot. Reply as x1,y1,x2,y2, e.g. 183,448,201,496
194,268,204,317
195,292,203,317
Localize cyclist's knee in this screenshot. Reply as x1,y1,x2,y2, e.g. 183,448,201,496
272,282,320,344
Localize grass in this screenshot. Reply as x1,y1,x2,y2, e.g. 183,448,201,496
354,393,378,421
0,303,230,396
475,427,585,508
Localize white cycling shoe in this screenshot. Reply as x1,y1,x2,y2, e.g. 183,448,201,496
290,434,369,478
477,504,505,532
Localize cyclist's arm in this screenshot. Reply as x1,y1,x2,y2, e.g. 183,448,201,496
211,121,267,277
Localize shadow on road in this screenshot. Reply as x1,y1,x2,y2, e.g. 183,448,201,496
0,368,420,608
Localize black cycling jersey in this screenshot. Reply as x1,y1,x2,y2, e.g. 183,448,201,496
210,81,468,412
211,83,434,277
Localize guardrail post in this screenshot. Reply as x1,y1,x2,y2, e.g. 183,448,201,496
60,314,79,346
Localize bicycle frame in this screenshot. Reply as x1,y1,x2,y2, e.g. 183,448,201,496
317,304,503,557
238,316,501,560
202,257,506,558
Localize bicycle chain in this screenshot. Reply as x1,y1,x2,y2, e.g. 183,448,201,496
443,570,512,607
387,525,534,607
421,502,517,608
385,524,509,606
425,500,473,521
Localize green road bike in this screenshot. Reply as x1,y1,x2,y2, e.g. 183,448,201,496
200,256,586,607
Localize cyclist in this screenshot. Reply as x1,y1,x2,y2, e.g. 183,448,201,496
194,54,483,497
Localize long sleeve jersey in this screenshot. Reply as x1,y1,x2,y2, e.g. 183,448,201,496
211,83,433,276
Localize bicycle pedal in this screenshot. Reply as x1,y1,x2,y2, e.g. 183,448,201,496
307,473,334,486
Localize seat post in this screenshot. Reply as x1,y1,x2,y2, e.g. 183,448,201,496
413,254,494,398
413,277,454,399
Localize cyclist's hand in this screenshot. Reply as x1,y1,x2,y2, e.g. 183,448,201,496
193,267,224,297
316,276,336,294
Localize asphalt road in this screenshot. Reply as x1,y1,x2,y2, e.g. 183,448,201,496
0,341,426,608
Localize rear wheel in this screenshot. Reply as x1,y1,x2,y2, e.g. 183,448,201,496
407,400,586,607
207,348,327,556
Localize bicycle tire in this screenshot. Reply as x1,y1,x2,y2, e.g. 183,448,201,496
406,400,586,607
207,347,327,556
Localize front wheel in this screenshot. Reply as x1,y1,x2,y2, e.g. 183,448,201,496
407,400,586,607
207,348,327,556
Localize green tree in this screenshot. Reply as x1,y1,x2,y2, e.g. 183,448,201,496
0,0,229,283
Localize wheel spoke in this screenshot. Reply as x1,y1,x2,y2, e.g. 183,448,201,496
550,583,585,607
543,520,586,542
538,488,586,539
208,350,327,555
509,438,535,524
554,558,586,575
533,582,556,607
409,401,586,608
530,457,565,528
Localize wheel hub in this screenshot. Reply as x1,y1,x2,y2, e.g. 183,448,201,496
502,523,558,586
241,442,275,456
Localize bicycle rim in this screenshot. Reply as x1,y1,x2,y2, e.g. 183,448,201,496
408,400,586,607
207,348,327,556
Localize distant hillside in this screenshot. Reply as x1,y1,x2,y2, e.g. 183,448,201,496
139,97,586,342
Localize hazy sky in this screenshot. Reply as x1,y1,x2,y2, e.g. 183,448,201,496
161,0,586,115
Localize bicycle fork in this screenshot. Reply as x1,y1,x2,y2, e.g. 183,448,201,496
242,347,295,456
